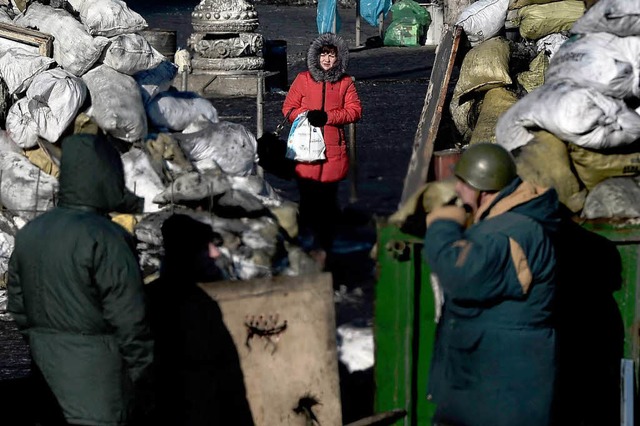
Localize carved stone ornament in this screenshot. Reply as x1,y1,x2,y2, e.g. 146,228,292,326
191,0,259,34
191,56,265,71
188,33,264,59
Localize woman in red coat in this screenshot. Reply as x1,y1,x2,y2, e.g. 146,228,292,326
282,32,362,261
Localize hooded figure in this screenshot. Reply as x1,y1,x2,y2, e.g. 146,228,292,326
7,133,153,426
282,33,362,257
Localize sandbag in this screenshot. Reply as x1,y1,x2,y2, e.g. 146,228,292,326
147,91,219,131
514,131,584,212
582,177,640,219
102,33,165,75
82,65,148,142
24,144,60,178
229,174,283,208
134,60,178,105
456,0,509,46
173,121,258,176
516,51,548,93
518,1,585,40
571,0,640,37
26,68,87,143
496,80,640,151
121,147,165,213
469,87,518,145
14,2,108,76
450,95,481,143
536,33,568,59
509,0,561,9
569,143,640,191
0,48,54,95
5,98,38,149
78,0,147,37
547,33,640,99
453,37,512,98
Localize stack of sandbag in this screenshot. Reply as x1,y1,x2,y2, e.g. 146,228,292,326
0,0,317,286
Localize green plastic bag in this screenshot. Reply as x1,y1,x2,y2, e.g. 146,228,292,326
383,0,431,46
390,0,431,27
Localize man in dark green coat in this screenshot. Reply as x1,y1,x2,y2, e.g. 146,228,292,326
7,133,153,425
424,143,561,426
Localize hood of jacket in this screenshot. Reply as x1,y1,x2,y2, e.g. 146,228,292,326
58,133,125,212
478,177,561,235
307,32,349,83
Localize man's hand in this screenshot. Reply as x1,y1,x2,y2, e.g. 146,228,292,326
307,110,328,127
426,205,469,228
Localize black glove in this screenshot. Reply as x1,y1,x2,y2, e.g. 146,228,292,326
306,110,328,127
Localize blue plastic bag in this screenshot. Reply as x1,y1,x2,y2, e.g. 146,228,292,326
360,0,391,27
317,0,342,33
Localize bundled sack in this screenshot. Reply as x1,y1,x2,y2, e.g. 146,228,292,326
536,33,568,59
453,37,512,98
571,0,640,37
456,0,509,46
173,120,258,176
496,80,640,151
26,68,87,143
546,33,640,99
77,0,147,37
121,147,165,213
469,87,519,145
450,93,482,143
82,65,148,142
24,142,61,178
514,131,585,212
509,0,561,9
0,48,54,95
147,91,219,131
5,98,39,149
516,51,548,93
101,33,165,75
517,1,585,40
14,2,108,76
569,143,640,190
582,177,640,219
134,60,178,105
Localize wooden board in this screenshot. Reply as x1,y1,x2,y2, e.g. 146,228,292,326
199,272,342,426
399,25,461,208
0,22,53,57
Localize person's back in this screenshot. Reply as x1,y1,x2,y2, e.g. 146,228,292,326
8,133,153,426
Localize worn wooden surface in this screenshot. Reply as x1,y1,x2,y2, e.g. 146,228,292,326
0,23,53,56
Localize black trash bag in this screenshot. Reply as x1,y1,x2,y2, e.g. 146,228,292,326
257,130,295,180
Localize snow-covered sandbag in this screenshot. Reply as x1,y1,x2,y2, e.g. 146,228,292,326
0,149,58,220
496,80,640,151
78,0,147,37
82,65,148,142
0,7,13,23
121,147,165,213
536,33,568,59
147,91,219,131
13,3,109,76
456,0,509,46
571,0,640,37
0,48,54,95
134,60,178,105
582,177,640,219
152,170,231,206
518,1,585,40
101,33,165,75
5,98,38,149
26,68,87,143
546,33,640,99
173,121,258,176
229,174,283,207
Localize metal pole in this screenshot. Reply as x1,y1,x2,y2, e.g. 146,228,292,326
348,122,358,203
355,0,362,48
332,2,337,34
378,11,384,38
257,72,264,139
181,70,188,92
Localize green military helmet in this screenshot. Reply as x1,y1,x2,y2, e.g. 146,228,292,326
453,143,517,191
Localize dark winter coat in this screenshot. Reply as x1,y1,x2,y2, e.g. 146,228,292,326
7,133,153,426
282,33,362,183
424,178,561,426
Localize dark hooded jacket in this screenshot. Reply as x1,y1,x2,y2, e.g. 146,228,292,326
282,33,362,182
424,178,561,426
7,133,153,426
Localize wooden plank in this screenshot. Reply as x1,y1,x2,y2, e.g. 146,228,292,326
0,23,53,57
399,25,461,208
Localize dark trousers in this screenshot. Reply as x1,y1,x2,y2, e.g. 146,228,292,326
297,178,340,252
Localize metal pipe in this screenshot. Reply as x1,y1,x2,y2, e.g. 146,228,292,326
355,0,361,47
257,72,264,138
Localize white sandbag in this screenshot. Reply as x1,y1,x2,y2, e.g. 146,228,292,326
78,0,147,37
121,147,165,213
0,37,38,54
582,177,640,219
0,7,13,23
82,65,148,142
134,60,178,105
536,33,568,59
5,98,38,149
13,3,109,76
0,129,25,155
147,91,219,131
0,48,54,95
101,33,165,75
26,68,87,143
229,174,283,207
496,80,640,151
456,0,509,46
571,0,640,37
0,149,58,220
173,121,258,176
546,33,640,99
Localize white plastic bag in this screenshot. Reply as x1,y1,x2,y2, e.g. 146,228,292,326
101,33,165,75
0,48,54,95
146,91,219,131
286,112,326,162
571,0,640,37
78,0,147,37
456,0,509,46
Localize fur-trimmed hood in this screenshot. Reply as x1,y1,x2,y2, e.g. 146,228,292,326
307,33,350,83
